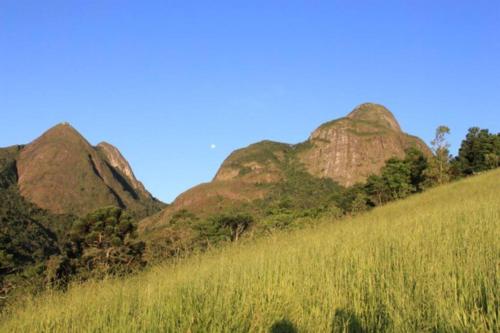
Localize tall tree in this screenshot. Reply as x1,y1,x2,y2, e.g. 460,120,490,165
404,147,429,191
424,126,451,186
365,175,388,206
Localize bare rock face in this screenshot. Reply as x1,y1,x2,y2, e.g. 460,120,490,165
213,103,429,187
299,103,430,186
97,142,150,198
16,123,161,216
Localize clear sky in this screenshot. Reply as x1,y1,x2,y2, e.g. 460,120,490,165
1,1,499,203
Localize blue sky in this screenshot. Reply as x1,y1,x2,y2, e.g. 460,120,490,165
1,1,499,202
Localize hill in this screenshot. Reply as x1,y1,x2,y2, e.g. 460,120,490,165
140,103,430,234
2,169,498,332
10,123,163,217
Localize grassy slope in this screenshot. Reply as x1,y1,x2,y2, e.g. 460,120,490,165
1,170,499,332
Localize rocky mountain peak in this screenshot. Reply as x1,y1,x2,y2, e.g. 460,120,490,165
209,103,429,188
15,123,162,216
346,103,401,132
302,103,429,186
36,122,92,147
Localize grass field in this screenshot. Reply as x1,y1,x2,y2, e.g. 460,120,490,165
1,170,499,332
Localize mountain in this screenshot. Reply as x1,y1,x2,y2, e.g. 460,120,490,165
216,103,429,186
141,103,430,231
11,123,163,217
1,124,164,301
299,103,430,186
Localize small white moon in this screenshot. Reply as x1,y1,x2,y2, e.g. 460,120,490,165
210,144,216,149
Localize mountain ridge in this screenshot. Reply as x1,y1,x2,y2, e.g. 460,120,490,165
9,123,163,217
140,103,431,232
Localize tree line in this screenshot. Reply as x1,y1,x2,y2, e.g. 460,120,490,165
341,126,499,213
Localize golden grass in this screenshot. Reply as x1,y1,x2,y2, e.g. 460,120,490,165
1,170,499,332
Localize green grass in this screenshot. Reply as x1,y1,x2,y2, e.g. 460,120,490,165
2,170,499,332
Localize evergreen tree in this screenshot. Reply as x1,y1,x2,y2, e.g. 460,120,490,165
455,127,500,174
69,207,145,277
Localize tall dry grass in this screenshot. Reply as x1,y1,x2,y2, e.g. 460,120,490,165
1,170,499,332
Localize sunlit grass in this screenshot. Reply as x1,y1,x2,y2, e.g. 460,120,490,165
1,170,499,332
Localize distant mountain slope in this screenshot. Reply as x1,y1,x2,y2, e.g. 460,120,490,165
10,123,163,217
141,103,430,231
